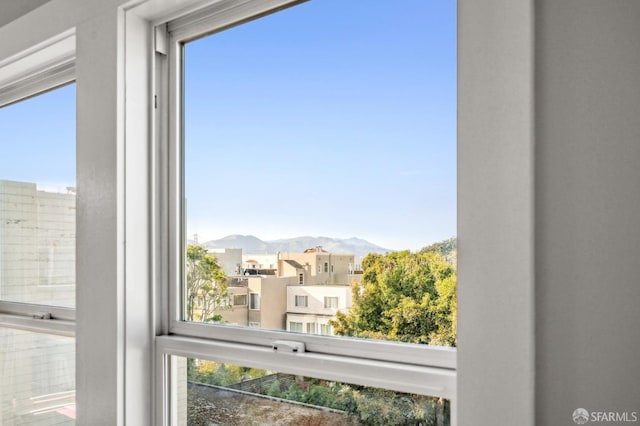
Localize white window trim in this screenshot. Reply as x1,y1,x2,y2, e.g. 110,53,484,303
324,296,339,309
295,295,308,307
0,30,75,107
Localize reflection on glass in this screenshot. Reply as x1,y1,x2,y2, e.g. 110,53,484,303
182,1,457,346
0,328,75,425
174,357,450,426
0,84,76,308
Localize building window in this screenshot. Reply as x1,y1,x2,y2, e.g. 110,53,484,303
233,294,247,306
289,322,303,333
324,262,328,273
306,323,316,334
249,293,260,310
298,273,304,285
295,295,308,308
320,324,333,336
324,297,339,309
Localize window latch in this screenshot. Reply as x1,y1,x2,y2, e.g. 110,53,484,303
32,312,52,320
272,340,305,354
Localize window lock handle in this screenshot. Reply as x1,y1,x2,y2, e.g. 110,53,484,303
272,340,305,354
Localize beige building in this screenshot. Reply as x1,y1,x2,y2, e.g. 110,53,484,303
279,248,361,336
207,248,242,276
211,247,361,334
212,275,293,330
277,247,358,286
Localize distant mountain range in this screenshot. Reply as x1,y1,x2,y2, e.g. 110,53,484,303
197,235,394,259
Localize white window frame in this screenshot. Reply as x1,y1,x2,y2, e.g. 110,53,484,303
306,322,316,334
157,1,457,424
295,295,308,308
324,296,339,309
288,321,303,333
320,323,332,336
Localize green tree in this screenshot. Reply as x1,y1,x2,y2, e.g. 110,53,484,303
420,237,456,257
331,249,457,346
186,245,229,322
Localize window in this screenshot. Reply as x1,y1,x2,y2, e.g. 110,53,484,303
249,293,260,310
0,78,76,424
0,84,77,308
0,329,75,424
295,295,308,308
324,297,339,309
233,294,247,306
161,0,456,424
172,357,450,425
320,324,333,336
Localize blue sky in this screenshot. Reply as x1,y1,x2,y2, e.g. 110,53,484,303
0,0,456,252
185,0,456,250
0,84,76,187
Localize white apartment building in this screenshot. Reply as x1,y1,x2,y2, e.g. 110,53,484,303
279,248,361,336
286,285,353,336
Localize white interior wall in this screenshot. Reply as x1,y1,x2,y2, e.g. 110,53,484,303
535,1,640,423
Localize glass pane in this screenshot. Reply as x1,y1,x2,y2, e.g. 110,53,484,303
0,84,76,308
183,1,456,346
173,356,450,426
0,328,75,425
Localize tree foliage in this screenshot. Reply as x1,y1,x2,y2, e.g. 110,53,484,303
420,237,456,258
186,245,229,322
331,249,457,347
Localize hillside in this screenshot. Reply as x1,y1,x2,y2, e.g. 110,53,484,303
201,235,393,259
